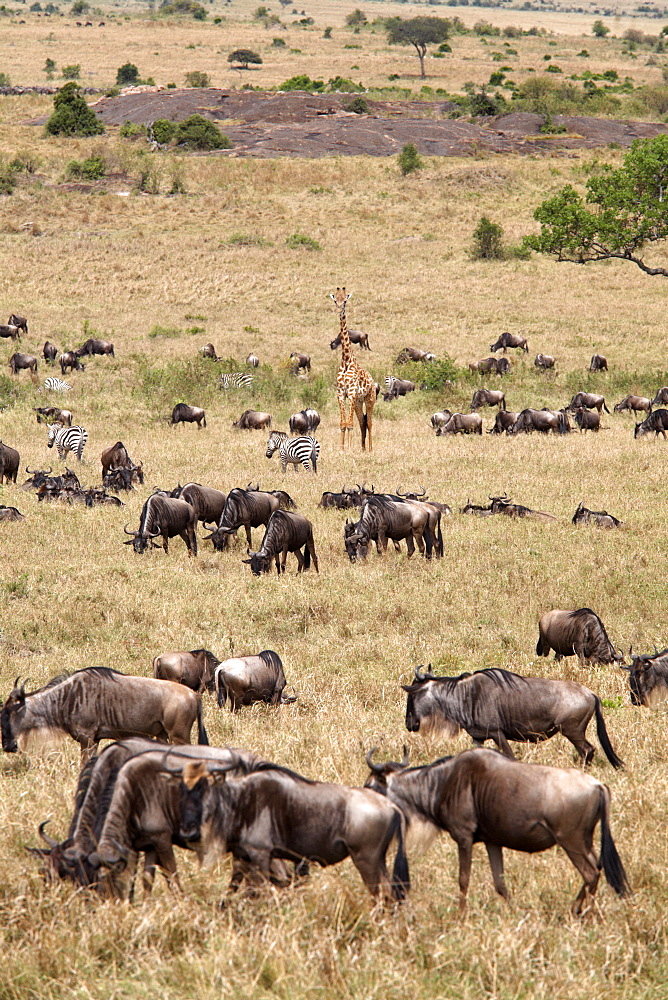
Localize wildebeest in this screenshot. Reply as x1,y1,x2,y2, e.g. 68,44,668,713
534,353,555,369
489,331,528,354
171,483,227,527
383,376,416,401
59,351,85,375
0,668,208,761
622,648,668,707
246,353,260,367
100,441,143,483
289,352,311,373
572,502,622,529
200,343,218,360
9,352,37,375
469,357,510,375
330,329,370,351
590,354,608,371
536,608,623,666
0,324,20,341
365,748,629,915
510,408,570,434
0,442,20,484
614,395,651,416
75,338,114,357
430,410,452,432
169,758,410,903
651,387,668,407
43,341,58,363
488,494,557,522
214,650,296,711
8,314,27,337
205,487,280,550
232,409,272,430
34,406,72,427
634,409,668,439
435,412,482,436
289,408,321,434
568,392,609,414
123,494,197,556
153,649,221,694
170,403,206,429
574,406,600,432
243,510,318,575
402,666,623,767
460,498,493,516
488,410,519,434
471,388,505,411
344,495,442,561
318,485,362,509
0,505,24,521
395,347,435,364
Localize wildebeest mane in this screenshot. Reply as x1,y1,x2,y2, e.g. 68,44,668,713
405,667,528,695
32,666,124,696
247,759,315,784
258,649,282,672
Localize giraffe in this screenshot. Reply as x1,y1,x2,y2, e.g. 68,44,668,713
330,287,376,452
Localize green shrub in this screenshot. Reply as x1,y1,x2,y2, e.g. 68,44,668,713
151,118,176,144
397,142,423,176
272,36,286,46
286,232,321,250
405,355,464,390
345,8,367,26
44,57,56,78
473,20,500,35
160,0,207,17
173,114,230,150
279,74,325,92
0,73,11,87
61,64,81,80
119,121,147,138
70,0,89,11
45,83,105,137
10,151,40,174
228,233,272,246
328,75,363,92
343,95,369,113
471,216,504,259
0,162,18,195
148,323,182,338
323,26,332,38
65,154,106,180
116,62,139,85
184,70,210,87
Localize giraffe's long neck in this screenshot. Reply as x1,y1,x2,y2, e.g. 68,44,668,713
338,304,355,369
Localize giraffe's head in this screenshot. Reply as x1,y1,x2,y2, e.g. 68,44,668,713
330,287,351,314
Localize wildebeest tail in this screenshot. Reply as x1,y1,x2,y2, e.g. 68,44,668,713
598,784,630,897
390,810,410,901
557,411,569,434
214,666,227,709
436,517,444,558
594,697,624,769
303,541,311,569
196,699,209,745
536,635,545,656
603,402,610,414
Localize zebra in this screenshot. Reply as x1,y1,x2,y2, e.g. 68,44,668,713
43,377,72,392
47,422,88,461
220,372,254,390
265,431,319,473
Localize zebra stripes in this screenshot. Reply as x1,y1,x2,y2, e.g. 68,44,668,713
47,423,88,461
266,431,320,473
44,377,72,392
220,372,254,390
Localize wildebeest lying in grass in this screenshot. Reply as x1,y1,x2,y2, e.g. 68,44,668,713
536,608,624,666
243,509,318,575
365,748,630,915
153,649,221,694
0,505,24,521
634,408,668,438
402,666,623,767
572,503,622,529
488,494,557,522
34,406,72,426
621,647,668,707
214,650,296,711
395,346,435,364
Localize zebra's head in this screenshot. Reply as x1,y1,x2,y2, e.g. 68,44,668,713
46,422,63,448
265,432,286,459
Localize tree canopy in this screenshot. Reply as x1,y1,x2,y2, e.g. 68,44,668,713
526,135,668,276
45,82,105,137
227,49,263,68
385,16,450,79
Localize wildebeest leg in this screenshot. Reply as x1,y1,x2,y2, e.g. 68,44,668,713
274,553,281,574
142,849,157,895
490,731,515,759
377,529,388,554
561,841,601,916
457,842,473,913
349,849,393,901
405,534,415,558
485,844,509,901
562,728,596,767
244,524,253,546
294,547,305,573
281,546,290,573
306,537,319,572
154,839,180,891
413,530,425,557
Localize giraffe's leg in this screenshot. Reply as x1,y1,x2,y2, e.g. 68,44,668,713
353,398,366,451
365,393,375,453
338,396,348,450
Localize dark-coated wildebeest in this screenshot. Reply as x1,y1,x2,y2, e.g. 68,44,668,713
330,328,370,351
0,442,20,484
170,403,206,429
614,395,651,416
243,510,318,575
471,388,505,411
123,494,197,557
200,343,218,360
205,487,280,551
651,387,668,407
460,498,493,516
168,757,410,904
232,410,272,430
510,408,570,435
171,483,227,527
488,494,557,522
59,351,85,375
572,502,622,529
344,495,441,562
8,314,27,337
0,668,208,762
0,505,24,521
534,353,555,369
634,409,668,439
43,341,58,363
100,441,143,482
289,352,311,373
365,747,629,916
153,649,221,694
488,410,519,434
289,408,320,434
435,412,482,436
395,347,435,364
621,648,668,707
0,324,20,342
383,376,416,401
246,353,260,367
75,338,114,358
469,357,510,375
430,410,452,432
402,666,623,768
574,406,600,433
318,485,361,509
590,354,608,371
9,352,37,375
536,608,624,666
568,392,609,414
489,331,528,354
214,650,296,711
34,406,72,427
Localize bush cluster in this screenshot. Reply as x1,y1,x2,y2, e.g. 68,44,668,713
148,115,231,150
45,83,105,137
65,155,106,180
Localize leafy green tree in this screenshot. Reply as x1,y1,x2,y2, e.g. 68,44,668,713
385,16,450,79
173,114,230,149
397,142,423,175
44,57,56,79
45,82,105,136
116,62,139,85
526,135,668,276
471,217,504,259
61,64,81,80
345,9,367,26
70,0,89,12
183,70,210,87
592,19,610,37
227,49,263,69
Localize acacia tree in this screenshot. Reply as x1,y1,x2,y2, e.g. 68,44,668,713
526,135,668,276
228,49,263,69
385,16,450,79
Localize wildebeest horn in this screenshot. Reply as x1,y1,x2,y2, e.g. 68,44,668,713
396,488,408,497
414,665,434,682
38,820,58,849
123,523,137,535
415,486,426,497
280,686,298,704
365,747,385,774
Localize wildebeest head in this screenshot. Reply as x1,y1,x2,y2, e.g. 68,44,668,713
123,522,159,554
343,520,368,562
1,676,26,752
622,648,668,707
364,746,410,792
401,666,439,732
242,549,271,576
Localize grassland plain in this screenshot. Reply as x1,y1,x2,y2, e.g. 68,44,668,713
2,10,668,996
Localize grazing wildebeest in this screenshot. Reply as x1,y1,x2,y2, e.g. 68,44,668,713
651,387,668,407
289,352,311,373
246,353,260,367
170,403,206,429
0,442,20,484
214,650,296,711
344,496,441,562
572,502,622,529
200,343,218,360
435,412,482,436
0,668,208,761
0,324,20,341
331,329,370,351
488,410,518,434
243,510,318,575
100,441,143,482
510,408,570,434
232,409,272,430
634,409,668,439
123,494,198,556
34,406,72,427
469,357,510,375
169,758,410,903
471,388,505,411
9,352,37,375
59,351,85,375
43,341,58,363
568,392,609,414
395,347,435,364
289,408,321,434
534,353,555,369
488,494,557,522
171,483,226,527
536,608,623,666
574,406,600,432
402,666,623,767
76,338,114,358
365,748,629,915
383,376,416,401
590,354,608,371
489,331,529,354
614,395,651,416
205,487,280,550
153,649,221,694
621,648,668,707
430,410,452,432
8,314,27,337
